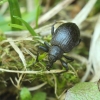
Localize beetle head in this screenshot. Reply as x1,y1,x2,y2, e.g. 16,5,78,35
48,46,62,63
47,46,63,70
46,54,56,70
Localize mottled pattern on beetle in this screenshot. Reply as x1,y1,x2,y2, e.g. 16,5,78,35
51,23,80,52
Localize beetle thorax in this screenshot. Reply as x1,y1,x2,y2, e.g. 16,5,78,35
48,46,63,63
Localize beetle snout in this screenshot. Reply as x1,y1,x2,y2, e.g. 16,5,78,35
46,55,56,71
46,63,52,71
48,55,56,63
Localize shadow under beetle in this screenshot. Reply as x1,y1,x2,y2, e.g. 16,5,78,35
37,22,81,71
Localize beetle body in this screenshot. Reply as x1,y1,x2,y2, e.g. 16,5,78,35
38,22,81,70
51,23,80,52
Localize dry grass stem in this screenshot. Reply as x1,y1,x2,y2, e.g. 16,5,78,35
0,68,75,74
72,0,97,26
69,53,88,64
8,38,27,69
53,74,67,99
81,15,100,82
26,0,34,12
28,82,47,91
0,2,9,14
37,0,74,25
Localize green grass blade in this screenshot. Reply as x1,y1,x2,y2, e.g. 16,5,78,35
34,0,41,28
9,23,26,30
14,16,38,36
35,6,41,28
8,0,22,31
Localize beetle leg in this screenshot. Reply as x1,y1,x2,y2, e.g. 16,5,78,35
51,24,55,35
36,42,50,62
36,45,49,62
44,42,50,50
36,50,39,62
63,55,74,62
60,59,69,70
38,46,49,52
38,41,50,52
79,38,81,43
51,21,56,35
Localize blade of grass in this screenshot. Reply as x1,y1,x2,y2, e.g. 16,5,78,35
9,23,27,30
8,0,22,31
14,16,37,36
34,0,41,28
35,6,41,28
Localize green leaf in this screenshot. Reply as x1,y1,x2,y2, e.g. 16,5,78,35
38,53,47,61
65,82,100,100
13,16,37,36
20,87,32,100
32,91,46,100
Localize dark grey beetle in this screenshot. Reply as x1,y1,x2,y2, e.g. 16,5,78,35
37,22,81,71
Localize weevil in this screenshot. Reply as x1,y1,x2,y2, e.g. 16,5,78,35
37,22,81,71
